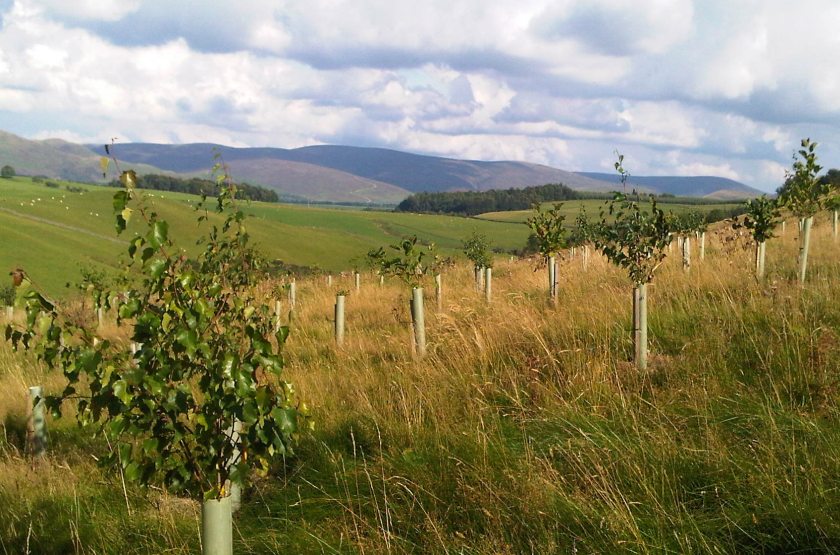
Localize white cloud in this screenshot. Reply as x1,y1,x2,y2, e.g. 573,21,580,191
0,0,837,193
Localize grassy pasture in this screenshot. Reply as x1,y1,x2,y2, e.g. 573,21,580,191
477,198,743,223
1,209,840,553
0,177,529,296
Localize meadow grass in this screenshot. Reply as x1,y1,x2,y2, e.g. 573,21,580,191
0,177,529,297
1,212,840,553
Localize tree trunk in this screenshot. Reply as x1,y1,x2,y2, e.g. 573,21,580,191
755,241,766,278
484,267,492,303
633,284,648,370
798,216,813,284
411,287,426,357
202,496,232,555
334,295,345,345
225,420,242,513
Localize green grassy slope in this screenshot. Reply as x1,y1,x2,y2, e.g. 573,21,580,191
0,177,530,295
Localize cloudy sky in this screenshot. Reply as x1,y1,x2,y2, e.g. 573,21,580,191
1,0,838,192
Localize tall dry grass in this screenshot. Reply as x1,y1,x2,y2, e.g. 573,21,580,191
1,214,840,553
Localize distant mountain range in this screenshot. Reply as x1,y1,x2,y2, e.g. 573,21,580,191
0,130,763,203
577,172,761,200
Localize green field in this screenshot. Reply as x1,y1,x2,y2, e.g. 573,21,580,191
0,177,530,295
476,198,742,223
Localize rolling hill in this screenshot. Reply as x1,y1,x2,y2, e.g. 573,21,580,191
0,176,530,296
0,130,165,183
92,142,627,197
576,172,761,199
0,129,763,204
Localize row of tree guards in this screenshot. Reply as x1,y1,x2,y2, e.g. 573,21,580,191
13,198,832,461
4,141,837,555
4,199,836,372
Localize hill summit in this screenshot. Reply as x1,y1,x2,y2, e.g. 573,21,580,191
0,129,762,203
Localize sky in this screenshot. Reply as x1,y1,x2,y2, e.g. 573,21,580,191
1,0,839,192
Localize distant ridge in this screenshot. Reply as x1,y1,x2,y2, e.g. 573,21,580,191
94,143,624,196
576,172,760,199
0,129,762,203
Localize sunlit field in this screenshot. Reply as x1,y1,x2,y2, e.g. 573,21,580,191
0,176,530,295
2,210,840,553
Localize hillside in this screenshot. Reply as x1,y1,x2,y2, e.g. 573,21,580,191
0,129,762,203
577,172,762,198
0,130,165,183
96,142,628,196
0,176,529,296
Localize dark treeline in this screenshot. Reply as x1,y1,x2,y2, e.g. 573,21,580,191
396,183,580,215
109,174,279,203
396,183,747,216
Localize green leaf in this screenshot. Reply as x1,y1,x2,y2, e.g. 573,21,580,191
148,259,167,280
147,220,169,249
275,325,290,346
124,462,141,482
272,408,298,435
112,379,131,404
143,437,159,454
113,190,128,213
175,328,198,355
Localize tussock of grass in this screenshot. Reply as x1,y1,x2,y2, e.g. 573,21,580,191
2,215,840,553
